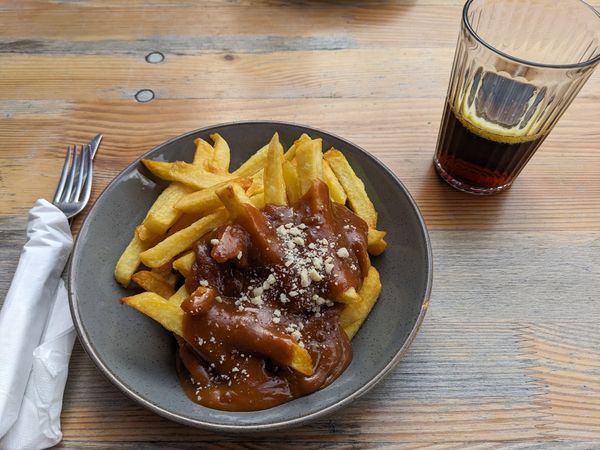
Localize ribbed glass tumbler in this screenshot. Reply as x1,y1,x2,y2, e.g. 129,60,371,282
434,0,600,194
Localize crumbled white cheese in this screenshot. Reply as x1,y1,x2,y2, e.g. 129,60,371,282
308,268,323,282
337,247,350,258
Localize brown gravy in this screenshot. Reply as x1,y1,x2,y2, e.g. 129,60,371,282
177,180,369,411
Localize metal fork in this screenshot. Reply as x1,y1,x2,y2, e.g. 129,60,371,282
52,143,94,218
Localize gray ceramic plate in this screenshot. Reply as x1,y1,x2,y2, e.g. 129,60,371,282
69,121,432,432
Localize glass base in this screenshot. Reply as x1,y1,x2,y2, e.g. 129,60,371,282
433,158,512,195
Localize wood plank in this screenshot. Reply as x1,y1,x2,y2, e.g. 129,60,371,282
1,51,598,101
0,3,462,50
2,0,598,54
1,98,599,231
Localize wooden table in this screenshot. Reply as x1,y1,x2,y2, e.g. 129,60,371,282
1,0,599,447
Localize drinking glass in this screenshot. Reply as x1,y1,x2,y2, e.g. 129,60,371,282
434,0,600,194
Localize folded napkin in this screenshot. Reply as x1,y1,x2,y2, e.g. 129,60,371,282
0,199,76,450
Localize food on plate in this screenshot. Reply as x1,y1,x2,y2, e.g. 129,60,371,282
116,131,387,411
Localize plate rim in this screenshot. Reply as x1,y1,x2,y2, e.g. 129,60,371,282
68,120,433,432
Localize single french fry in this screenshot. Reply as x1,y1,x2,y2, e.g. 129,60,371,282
247,170,264,196
296,139,323,195
168,284,189,306
142,182,193,235
264,133,287,206
335,286,361,304
142,159,233,190
324,149,377,228
174,178,251,215
131,271,176,299
122,292,184,337
216,183,253,218
323,159,347,205
284,133,311,162
173,251,195,277
140,209,229,268
343,319,362,340
210,133,231,173
167,212,205,237
115,233,147,288
290,345,313,376
151,261,175,284
282,159,301,204
232,144,268,177
249,192,265,210
340,266,381,331
136,224,156,242
367,228,387,256
193,137,215,168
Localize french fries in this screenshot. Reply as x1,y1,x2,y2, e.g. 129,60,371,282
264,133,287,206
232,144,268,177
135,224,152,242
336,287,361,304
296,138,323,196
142,160,233,190
367,228,388,256
142,182,192,235
324,149,377,228
168,284,189,306
117,130,388,396
323,160,347,205
282,160,301,204
290,346,313,376
140,209,229,268
216,183,253,218
284,133,311,162
172,251,195,277
193,138,215,169
210,133,231,173
247,170,264,196
114,234,147,288
341,267,382,339
131,270,175,299
122,292,185,337
174,178,252,215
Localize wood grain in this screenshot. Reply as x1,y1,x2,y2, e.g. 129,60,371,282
1,99,599,231
1,0,599,447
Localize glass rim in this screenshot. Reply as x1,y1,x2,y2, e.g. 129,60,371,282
463,0,600,70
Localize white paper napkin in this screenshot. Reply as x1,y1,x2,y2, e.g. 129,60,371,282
0,199,75,450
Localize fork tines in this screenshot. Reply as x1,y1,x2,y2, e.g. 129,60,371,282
53,144,92,205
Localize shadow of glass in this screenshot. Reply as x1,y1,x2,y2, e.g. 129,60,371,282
412,163,513,231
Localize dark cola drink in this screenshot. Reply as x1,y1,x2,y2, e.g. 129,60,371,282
434,70,550,194
434,102,548,193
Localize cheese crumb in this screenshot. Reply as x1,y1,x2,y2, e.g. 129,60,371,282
308,268,323,282
210,238,220,245
292,237,305,246
199,280,209,287
272,317,281,324
300,268,311,287
337,247,350,258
